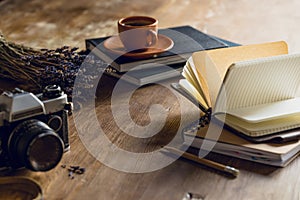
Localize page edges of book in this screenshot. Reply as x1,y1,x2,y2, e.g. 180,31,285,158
187,56,211,107
214,113,300,137
183,120,300,155
178,79,209,111
182,57,211,108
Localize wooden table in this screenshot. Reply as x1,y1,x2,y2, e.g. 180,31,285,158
1,0,300,199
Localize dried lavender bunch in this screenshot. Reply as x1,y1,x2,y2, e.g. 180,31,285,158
0,33,42,85
0,33,108,100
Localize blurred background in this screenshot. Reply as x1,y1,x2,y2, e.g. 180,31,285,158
1,0,300,52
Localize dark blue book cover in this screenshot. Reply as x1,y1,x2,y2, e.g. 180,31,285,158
85,26,237,72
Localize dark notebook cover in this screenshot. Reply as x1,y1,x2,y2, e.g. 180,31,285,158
85,26,231,72
106,64,183,86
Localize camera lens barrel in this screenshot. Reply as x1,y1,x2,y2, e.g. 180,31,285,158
8,119,64,171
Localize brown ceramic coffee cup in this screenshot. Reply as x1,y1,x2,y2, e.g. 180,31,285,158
118,16,158,51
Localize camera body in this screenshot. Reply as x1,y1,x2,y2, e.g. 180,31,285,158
0,85,72,171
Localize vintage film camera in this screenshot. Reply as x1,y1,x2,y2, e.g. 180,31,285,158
0,85,72,171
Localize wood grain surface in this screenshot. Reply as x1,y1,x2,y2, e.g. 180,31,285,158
1,0,300,200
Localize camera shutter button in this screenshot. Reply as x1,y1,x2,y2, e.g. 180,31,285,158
43,85,63,98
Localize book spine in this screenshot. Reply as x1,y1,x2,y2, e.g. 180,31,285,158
85,41,121,71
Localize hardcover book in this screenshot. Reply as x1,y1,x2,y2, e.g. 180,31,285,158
85,26,230,72
183,120,300,167
105,64,183,86
175,41,300,140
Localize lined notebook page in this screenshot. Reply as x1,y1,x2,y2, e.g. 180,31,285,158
216,113,300,136
192,41,288,107
226,98,300,123
216,53,300,112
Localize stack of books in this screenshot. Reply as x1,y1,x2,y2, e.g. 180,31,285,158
173,41,300,167
182,120,300,167
85,26,234,85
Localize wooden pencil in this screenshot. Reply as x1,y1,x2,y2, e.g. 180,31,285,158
162,146,239,177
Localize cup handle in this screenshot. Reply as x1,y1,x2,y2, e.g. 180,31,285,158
146,30,158,47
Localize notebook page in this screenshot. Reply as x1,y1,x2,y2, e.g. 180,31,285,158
187,57,211,107
182,59,202,95
178,79,209,110
192,41,288,107
227,98,300,123
218,53,300,112
217,114,300,137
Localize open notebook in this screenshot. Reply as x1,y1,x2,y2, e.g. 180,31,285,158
177,41,300,139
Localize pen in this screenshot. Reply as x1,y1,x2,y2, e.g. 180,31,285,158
162,146,239,177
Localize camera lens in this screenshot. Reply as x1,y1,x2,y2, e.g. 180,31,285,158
8,119,64,171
